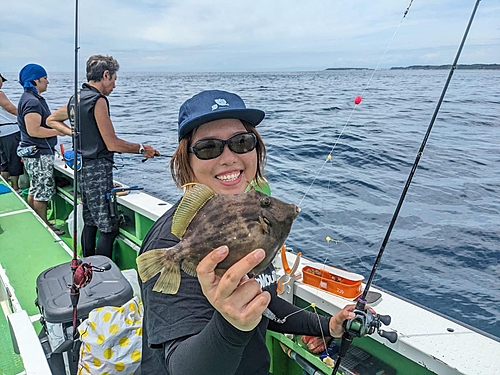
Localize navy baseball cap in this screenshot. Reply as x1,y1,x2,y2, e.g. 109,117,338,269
178,90,265,141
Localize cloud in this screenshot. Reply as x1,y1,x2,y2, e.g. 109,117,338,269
1,0,498,72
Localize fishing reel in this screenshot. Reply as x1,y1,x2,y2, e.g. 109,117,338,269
344,309,397,343
337,307,397,359
70,260,112,289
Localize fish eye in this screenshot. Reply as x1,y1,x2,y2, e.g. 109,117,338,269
260,197,271,207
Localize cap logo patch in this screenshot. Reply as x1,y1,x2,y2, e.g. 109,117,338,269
212,98,229,111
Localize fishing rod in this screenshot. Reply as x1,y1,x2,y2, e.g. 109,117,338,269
69,0,81,340
142,154,171,162
332,0,482,373
67,0,105,345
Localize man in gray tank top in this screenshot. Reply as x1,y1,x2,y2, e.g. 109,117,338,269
0,73,23,192
47,55,160,259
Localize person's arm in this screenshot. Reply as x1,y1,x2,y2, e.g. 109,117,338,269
46,106,72,136
267,295,331,336
94,97,159,158
268,296,363,353
0,92,17,116
164,311,253,375
163,246,272,374
267,297,333,353
25,113,59,138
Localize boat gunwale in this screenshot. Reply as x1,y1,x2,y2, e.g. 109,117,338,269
276,251,500,375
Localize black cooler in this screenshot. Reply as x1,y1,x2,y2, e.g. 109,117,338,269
35,255,134,374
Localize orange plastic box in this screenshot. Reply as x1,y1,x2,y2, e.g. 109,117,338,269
302,265,364,299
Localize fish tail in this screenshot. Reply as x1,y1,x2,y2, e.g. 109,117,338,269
152,262,181,294
136,249,181,294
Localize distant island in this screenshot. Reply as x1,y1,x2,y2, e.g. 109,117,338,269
325,64,499,71
390,64,500,70
325,67,373,71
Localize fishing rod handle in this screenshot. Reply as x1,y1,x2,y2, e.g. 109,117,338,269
109,193,118,218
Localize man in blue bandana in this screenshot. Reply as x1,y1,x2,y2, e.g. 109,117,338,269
17,63,71,234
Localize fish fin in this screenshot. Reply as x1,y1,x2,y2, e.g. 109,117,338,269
245,180,255,192
259,215,269,234
181,260,198,277
172,184,216,239
136,249,181,294
152,262,181,294
246,177,271,196
136,248,171,283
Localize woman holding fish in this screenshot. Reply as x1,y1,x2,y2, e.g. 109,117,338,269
137,90,362,374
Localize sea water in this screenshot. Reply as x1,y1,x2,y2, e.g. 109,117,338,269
3,69,499,338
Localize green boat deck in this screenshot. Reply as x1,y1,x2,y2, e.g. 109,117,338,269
0,180,71,374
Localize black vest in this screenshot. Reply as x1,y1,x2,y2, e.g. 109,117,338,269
69,83,114,161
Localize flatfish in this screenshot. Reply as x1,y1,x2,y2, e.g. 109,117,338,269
136,183,300,294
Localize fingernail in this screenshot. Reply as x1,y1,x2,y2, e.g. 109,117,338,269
254,249,265,260
218,246,228,255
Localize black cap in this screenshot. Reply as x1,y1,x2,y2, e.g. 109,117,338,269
0,74,7,82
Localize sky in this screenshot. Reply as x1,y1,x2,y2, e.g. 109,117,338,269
1,0,499,73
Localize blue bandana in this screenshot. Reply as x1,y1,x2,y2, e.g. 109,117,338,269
19,64,47,94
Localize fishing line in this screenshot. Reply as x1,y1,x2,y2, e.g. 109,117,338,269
312,304,329,355
114,154,126,171
314,111,371,278
331,0,483,372
297,0,415,209
268,301,332,363
290,1,416,365
326,237,369,271
278,304,313,322
307,242,359,362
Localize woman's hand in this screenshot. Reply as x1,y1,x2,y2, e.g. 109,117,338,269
304,303,376,353
328,304,376,338
196,246,271,332
302,335,332,354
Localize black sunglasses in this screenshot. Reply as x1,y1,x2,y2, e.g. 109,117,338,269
189,132,257,160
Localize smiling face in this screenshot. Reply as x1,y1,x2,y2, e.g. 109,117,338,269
189,118,258,195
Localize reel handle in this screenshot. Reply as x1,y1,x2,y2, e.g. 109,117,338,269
378,314,391,326
379,329,398,343
92,263,112,272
